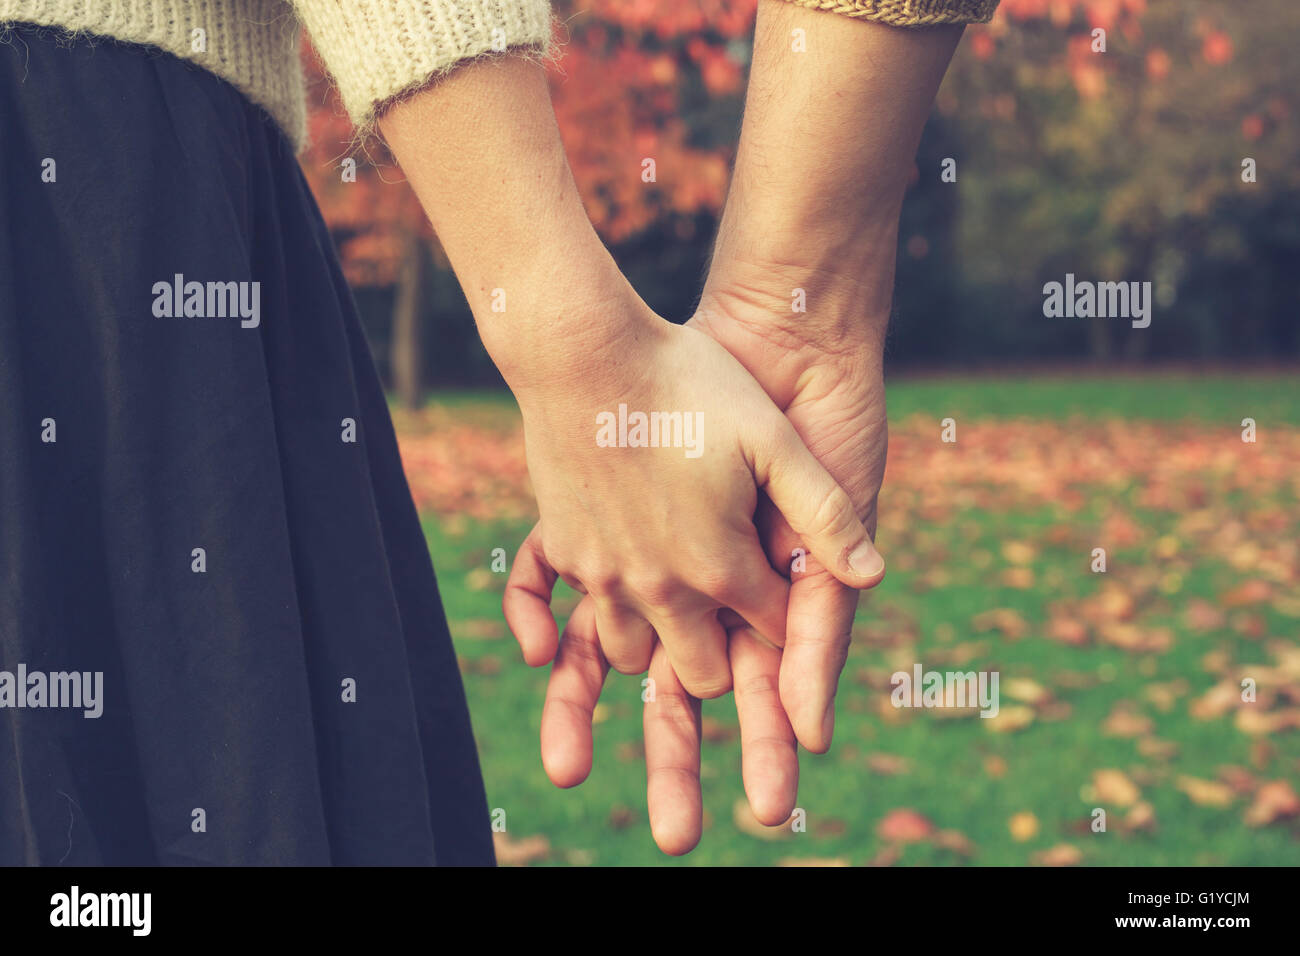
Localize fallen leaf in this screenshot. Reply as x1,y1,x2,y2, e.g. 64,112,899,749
876,808,934,843
464,568,499,592
1184,599,1226,632
986,705,1036,733
1243,780,1300,826
1123,801,1157,832
1004,678,1051,705
932,829,976,856
1216,765,1260,795
1137,737,1180,760
1250,740,1275,770
866,845,903,867
1102,705,1153,737
459,654,502,676
1000,567,1036,589
1002,541,1038,564
1093,769,1141,807
1220,579,1272,608
1008,812,1039,842
866,753,912,776
972,608,1028,640
1033,844,1082,866
1201,650,1233,675
1097,585,1137,621
493,832,550,866
453,618,506,640
1176,775,1236,808
1143,680,1189,712
1235,707,1300,735
777,857,851,867
1190,682,1240,719
608,805,637,829
1047,615,1090,646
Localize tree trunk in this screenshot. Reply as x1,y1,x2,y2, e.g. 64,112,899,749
392,236,426,410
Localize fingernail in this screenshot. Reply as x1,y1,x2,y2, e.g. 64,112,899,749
847,540,884,578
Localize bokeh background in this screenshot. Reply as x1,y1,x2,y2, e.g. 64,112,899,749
299,0,1299,864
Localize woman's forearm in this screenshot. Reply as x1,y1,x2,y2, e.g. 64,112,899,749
376,58,653,394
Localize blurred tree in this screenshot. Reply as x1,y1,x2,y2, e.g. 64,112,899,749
548,0,754,242
297,0,1300,386
940,0,1300,360
300,44,435,406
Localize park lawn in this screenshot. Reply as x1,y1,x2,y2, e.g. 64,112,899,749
404,372,1300,866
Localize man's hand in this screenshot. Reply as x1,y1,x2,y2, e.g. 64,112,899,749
682,0,963,749
514,587,796,856
690,278,888,752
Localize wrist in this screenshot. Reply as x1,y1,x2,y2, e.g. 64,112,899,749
701,230,897,354
481,252,665,400
378,56,658,392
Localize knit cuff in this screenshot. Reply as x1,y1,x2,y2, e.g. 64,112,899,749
773,0,1000,26
293,0,554,133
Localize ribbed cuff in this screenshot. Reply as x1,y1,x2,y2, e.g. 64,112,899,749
293,0,554,133
773,0,1000,26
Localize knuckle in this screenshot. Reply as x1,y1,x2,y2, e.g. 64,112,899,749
806,483,857,541
575,563,620,596
682,670,732,700
604,638,652,675
694,562,748,602
624,569,679,608
737,670,780,701
557,630,603,667
650,689,697,724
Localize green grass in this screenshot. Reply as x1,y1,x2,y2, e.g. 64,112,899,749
881,370,1300,424
418,371,1300,865
418,370,1300,424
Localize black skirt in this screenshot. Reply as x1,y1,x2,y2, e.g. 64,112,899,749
0,23,494,865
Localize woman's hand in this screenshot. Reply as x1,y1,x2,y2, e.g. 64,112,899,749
506,291,884,699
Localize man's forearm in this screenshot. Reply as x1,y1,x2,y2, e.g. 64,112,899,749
710,0,964,339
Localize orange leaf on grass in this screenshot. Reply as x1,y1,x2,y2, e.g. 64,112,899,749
493,832,550,866
1033,844,1082,867
1008,812,1039,842
1243,781,1300,827
1093,769,1142,807
876,808,934,843
1176,775,1236,808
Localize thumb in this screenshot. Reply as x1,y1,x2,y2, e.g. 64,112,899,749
750,418,885,590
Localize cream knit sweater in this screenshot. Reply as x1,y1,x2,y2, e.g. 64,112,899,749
0,0,996,152
0,0,554,150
